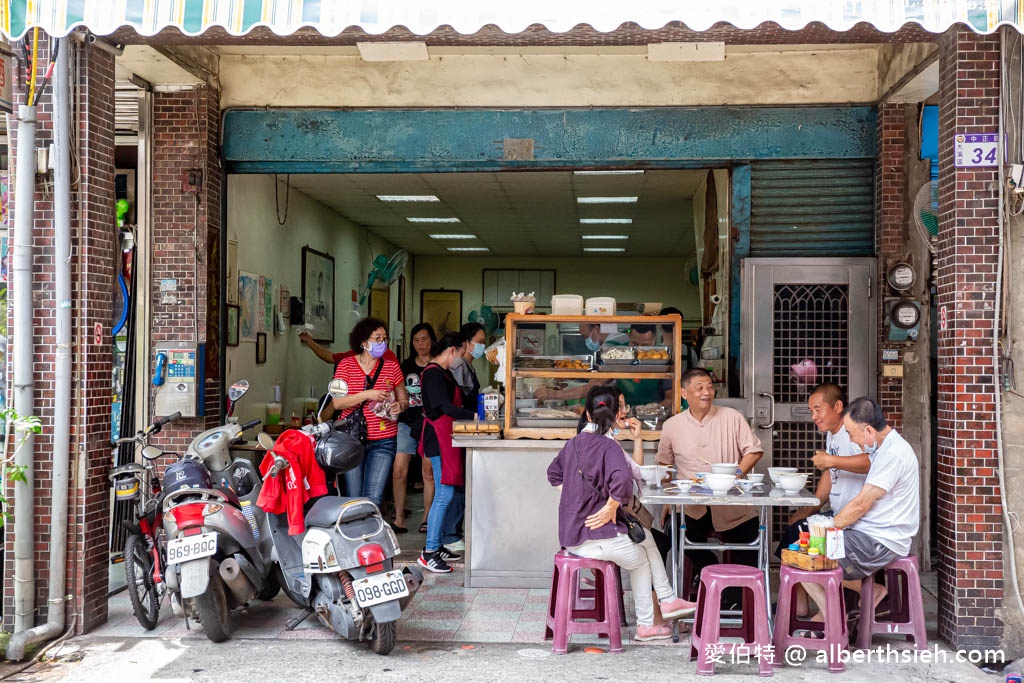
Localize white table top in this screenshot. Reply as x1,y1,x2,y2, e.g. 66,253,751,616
639,483,820,507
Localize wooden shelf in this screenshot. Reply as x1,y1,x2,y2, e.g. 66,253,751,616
512,369,674,379
504,427,664,441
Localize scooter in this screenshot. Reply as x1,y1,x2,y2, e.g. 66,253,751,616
160,380,277,642
257,380,422,655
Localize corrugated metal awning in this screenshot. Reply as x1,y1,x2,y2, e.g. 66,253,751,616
0,0,1017,41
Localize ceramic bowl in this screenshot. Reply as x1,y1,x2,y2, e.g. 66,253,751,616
778,472,810,493
703,473,736,494
711,463,739,475
768,466,798,485
637,465,672,487
746,473,765,484
736,480,756,492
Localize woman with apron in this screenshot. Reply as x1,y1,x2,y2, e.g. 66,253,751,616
417,332,476,573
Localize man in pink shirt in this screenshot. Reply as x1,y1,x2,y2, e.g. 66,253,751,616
657,368,764,601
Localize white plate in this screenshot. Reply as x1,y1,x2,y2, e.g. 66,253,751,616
353,570,410,608
167,532,217,565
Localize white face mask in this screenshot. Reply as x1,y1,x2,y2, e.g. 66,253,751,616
863,429,878,455
449,352,464,370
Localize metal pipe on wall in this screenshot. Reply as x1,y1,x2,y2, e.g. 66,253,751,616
11,103,37,636
8,38,71,659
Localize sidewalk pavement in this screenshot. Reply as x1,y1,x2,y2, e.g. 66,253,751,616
1,567,1003,682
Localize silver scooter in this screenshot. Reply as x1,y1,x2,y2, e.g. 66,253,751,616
257,379,422,655
160,380,277,642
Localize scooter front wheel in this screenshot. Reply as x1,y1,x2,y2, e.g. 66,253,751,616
368,618,397,655
195,573,231,643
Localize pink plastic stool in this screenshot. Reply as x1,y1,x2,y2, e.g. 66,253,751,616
688,564,773,677
857,555,928,650
544,551,624,654
774,565,847,673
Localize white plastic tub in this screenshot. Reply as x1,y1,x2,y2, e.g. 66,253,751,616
550,294,584,316
585,297,616,316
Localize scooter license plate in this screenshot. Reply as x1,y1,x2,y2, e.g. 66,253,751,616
352,570,409,608
167,533,218,565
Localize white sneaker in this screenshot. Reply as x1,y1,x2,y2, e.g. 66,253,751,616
446,539,466,552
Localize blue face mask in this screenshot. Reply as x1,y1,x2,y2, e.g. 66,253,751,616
611,427,621,437
471,342,485,359
584,337,601,352
864,437,878,456
366,341,387,358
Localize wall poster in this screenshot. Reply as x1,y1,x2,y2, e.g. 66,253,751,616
302,246,335,343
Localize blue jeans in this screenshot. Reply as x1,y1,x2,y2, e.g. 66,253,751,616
425,455,464,552
344,437,397,509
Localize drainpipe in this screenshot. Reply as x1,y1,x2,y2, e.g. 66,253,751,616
7,39,71,660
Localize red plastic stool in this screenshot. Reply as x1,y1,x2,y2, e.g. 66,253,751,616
688,564,773,677
856,555,927,650
774,565,847,673
544,551,624,654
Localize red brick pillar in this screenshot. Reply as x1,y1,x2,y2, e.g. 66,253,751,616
3,41,117,632
149,86,223,453
935,27,1003,649
875,102,907,432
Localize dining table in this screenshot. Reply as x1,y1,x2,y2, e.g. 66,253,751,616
639,481,821,640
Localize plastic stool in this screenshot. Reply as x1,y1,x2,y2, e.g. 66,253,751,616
544,551,624,654
857,555,928,650
774,565,847,673
688,564,773,676
576,565,628,627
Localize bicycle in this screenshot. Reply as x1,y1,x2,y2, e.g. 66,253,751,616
109,411,180,630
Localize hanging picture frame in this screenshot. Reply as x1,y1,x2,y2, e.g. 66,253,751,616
420,289,462,336
256,332,267,364
302,246,335,343
226,305,240,347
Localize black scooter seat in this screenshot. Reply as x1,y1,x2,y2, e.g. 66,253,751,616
305,496,379,528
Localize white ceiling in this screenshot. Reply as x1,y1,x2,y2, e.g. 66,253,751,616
287,170,705,257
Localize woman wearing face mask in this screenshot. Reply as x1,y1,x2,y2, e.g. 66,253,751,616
332,317,408,509
392,322,437,534
417,332,476,573
549,386,695,641
452,322,486,410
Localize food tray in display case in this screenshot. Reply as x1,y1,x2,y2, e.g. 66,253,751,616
514,354,594,371
516,407,580,428
597,364,672,373
598,345,635,365
515,417,580,428
634,346,671,364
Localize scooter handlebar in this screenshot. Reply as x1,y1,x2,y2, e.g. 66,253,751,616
239,419,262,432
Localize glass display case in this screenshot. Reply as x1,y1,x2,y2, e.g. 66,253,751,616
502,314,683,440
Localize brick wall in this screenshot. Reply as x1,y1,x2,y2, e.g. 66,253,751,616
875,102,907,433
3,41,117,632
934,27,1003,649
148,85,223,457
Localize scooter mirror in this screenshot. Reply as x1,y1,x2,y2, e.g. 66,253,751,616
228,379,250,403
328,378,349,399
141,445,163,461
257,433,275,450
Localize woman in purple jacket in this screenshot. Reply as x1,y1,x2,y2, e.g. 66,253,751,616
547,385,693,641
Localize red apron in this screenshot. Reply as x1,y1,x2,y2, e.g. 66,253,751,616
418,365,465,487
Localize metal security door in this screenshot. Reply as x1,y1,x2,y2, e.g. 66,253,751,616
741,258,876,543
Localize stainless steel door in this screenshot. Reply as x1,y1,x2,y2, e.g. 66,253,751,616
741,258,876,542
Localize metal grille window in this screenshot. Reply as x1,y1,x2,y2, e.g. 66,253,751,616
769,421,825,547
772,284,850,402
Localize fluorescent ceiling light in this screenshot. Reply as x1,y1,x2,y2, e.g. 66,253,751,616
357,41,430,62
448,247,490,252
407,217,460,223
377,194,439,202
580,218,633,224
577,197,638,204
428,234,477,239
573,170,644,176
582,234,629,240
584,248,626,253
647,41,726,62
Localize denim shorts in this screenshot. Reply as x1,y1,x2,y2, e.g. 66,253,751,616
397,421,419,455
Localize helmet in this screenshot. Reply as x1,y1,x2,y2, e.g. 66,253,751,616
163,458,212,494
314,430,364,474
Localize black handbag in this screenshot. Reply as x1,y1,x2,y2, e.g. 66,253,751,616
336,359,385,445
575,446,646,544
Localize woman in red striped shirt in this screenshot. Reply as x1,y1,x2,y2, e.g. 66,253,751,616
332,318,408,509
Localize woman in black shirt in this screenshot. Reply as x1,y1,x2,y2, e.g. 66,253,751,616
392,323,436,533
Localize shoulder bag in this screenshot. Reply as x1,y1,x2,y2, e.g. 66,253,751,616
575,444,646,544
336,358,385,445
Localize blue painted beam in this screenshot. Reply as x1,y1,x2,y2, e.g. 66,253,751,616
729,163,751,395
223,107,877,173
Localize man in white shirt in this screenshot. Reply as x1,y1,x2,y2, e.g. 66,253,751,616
802,397,921,625
776,383,871,555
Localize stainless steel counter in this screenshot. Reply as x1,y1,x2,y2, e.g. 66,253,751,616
454,436,660,589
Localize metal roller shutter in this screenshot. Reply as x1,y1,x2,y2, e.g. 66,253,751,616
750,159,875,256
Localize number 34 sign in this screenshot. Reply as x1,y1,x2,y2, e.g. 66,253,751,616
954,133,1001,167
